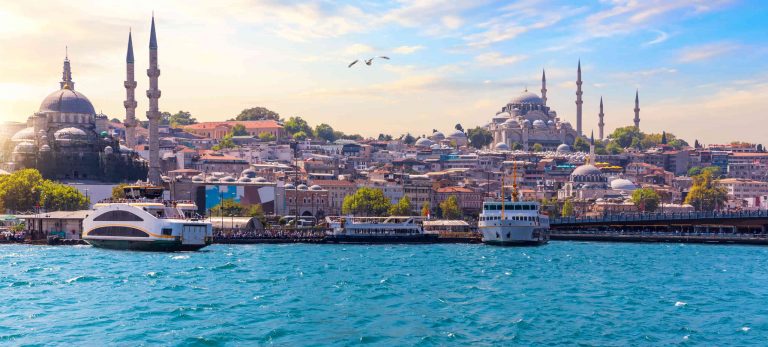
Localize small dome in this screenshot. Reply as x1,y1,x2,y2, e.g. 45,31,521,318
40,144,52,152
13,141,36,154
254,176,267,183
238,177,252,183
547,120,555,126
39,88,96,114
119,145,134,153
561,121,572,129
533,120,546,129
54,127,88,141
494,142,510,150
207,177,220,183
430,144,441,150
610,178,637,191
192,175,204,182
11,128,36,142
509,91,544,105
502,118,518,128
448,130,466,138
557,144,572,153
522,119,531,128
415,138,434,147
104,146,114,154
571,164,602,177
221,176,237,183
297,184,308,190
284,183,295,189
309,184,322,191
430,132,445,141
241,168,257,178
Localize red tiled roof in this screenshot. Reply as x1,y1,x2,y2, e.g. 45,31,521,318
435,186,474,193
183,120,282,130
310,180,356,187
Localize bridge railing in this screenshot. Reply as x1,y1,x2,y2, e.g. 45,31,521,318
552,210,768,225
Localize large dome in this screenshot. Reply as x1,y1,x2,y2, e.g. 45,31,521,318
39,88,96,114
509,91,544,105
54,127,88,142
11,127,36,142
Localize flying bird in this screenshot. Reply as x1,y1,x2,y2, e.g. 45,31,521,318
348,56,390,68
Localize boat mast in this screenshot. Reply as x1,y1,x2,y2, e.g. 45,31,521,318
500,168,505,220
512,161,519,202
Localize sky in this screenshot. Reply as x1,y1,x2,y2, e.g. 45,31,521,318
0,0,767,145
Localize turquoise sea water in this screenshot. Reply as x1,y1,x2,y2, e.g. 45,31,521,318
1,242,767,346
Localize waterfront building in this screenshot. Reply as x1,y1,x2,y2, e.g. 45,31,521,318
9,56,146,182
280,183,329,219
717,178,768,203
433,186,484,215
182,120,285,141
309,179,357,215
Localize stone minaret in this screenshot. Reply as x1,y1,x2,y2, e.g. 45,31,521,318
60,47,74,90
124,31,138,149
146,15,162,184
541,69,547,106
589,131,596,165
598,96,605,140
575,60,583,136
633,90,640,129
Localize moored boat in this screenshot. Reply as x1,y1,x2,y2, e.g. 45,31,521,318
324,216,438,244
82,185,213,251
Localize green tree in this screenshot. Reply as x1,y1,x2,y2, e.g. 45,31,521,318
388,196,412,216
292,131,309,141
341,187,392,216
111,118,122,124
685,171,728,211
168,111,197,127
258,132,276,142
421,202,431,217
573,137,590,152
378,134,393,141
246,204,264,218
608,126,643,148
39,181,90,211
112,184,129,199
401,133,416,145
212,133,236,150
466,127,494,149
284,116,312,135
439,196,462,219
605,141,623,154
0,169,45,212
314,123,337,142
688,166,703,177
235,107,280,121
532,143,543,152
561,199,574,217
210,199,245,217
510,142,523,150
702,166,722,178
631,188,660,212
231,124,249,136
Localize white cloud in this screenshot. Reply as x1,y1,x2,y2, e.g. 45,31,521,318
344,44,374,56
392,45,424,54
644,30,670,46
678,42,739,63
475,52,527,66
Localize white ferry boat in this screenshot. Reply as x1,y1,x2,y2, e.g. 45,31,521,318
82,185,213,251
479,162,550,246
479,200,550,246
324,216,438,243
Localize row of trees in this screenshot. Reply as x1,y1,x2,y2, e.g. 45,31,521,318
340,187,462,219
0,169,89,212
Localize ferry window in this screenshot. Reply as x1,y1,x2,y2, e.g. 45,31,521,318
162,228,173,236
89,226,148,237
93,210,144,222
513,204,520,210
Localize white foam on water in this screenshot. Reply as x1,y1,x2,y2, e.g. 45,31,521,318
172,255,189,260
741,326,750,332
675,301,687,307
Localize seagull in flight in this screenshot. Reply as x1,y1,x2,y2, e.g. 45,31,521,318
348,56,390,68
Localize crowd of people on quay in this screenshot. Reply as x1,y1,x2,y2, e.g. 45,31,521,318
1,231,26,243
214,228,328,240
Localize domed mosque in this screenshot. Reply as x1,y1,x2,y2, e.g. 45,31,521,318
486,68,584,151
8,55,146,181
